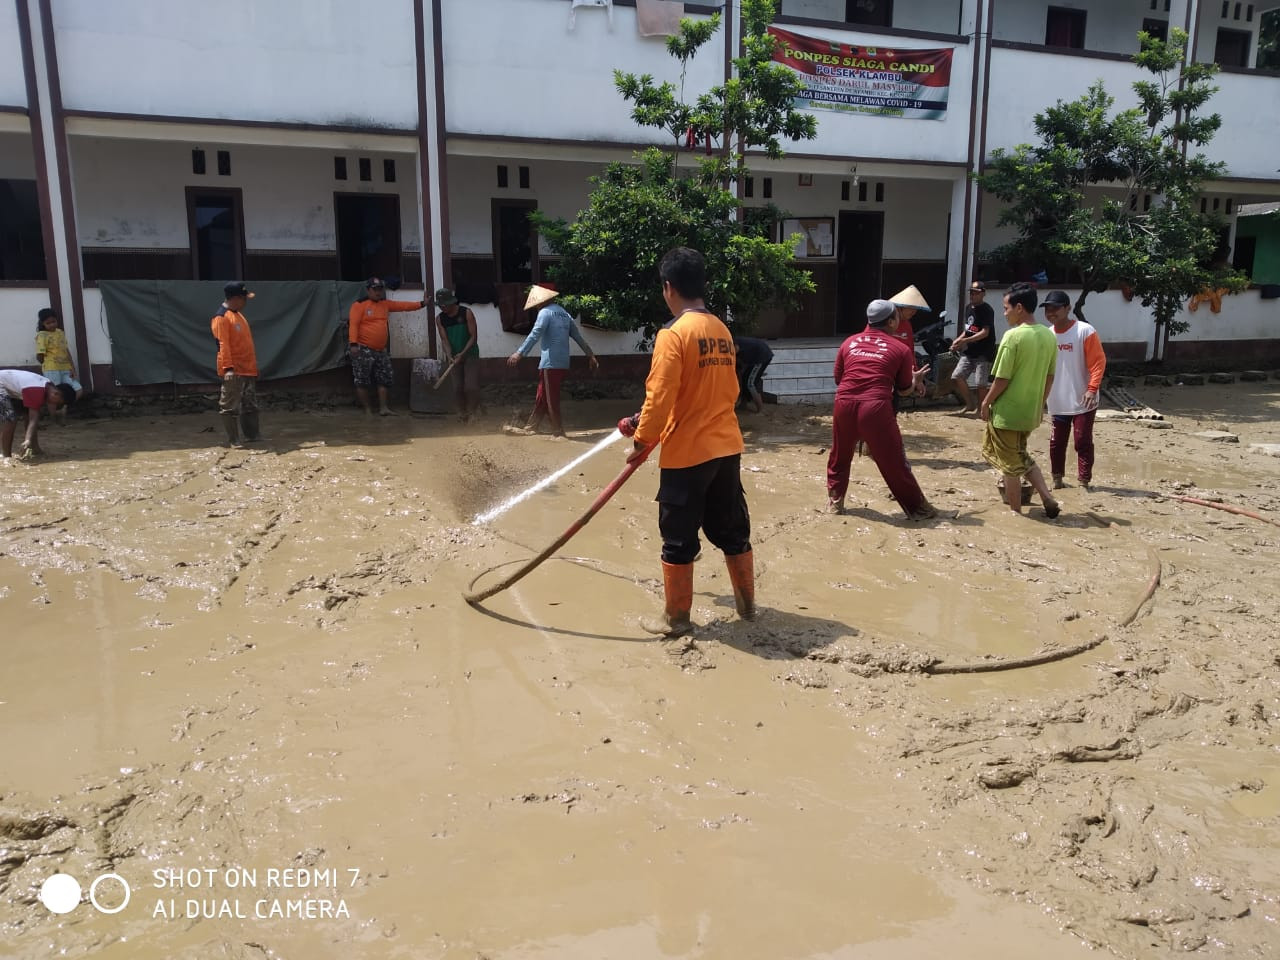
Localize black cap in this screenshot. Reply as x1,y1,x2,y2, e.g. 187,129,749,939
223,281,254,299
1041,290,1071,308
365,277,385,289
969,281,985,292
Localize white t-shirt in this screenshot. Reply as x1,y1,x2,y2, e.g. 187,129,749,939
1046,320,1105,417
0,369,49,399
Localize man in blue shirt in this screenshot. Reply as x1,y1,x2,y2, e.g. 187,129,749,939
506,284,598,437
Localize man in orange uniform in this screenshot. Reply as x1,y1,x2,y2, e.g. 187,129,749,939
348,277,427,416
211,281,261,446
619,247,753,637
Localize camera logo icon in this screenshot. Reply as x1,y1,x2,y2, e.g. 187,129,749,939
39,873,131,915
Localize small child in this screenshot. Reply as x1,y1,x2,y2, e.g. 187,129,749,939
35,308,83,423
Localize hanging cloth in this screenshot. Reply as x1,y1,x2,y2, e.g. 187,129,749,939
569,0,613,30
636,0,684,37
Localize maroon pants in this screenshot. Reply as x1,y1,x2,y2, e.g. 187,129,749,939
530,368,568,427
1049,411,1096,483
827,396,926,514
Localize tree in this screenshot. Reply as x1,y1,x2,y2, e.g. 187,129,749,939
531,0,818,344
1259,9,1280,70
977,29,1247,358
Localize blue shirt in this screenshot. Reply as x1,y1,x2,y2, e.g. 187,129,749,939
516,303,592,370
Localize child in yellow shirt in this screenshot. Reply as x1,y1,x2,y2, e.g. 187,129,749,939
35,309,83,423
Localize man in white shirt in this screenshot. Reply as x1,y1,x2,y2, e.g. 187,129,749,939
0,369,73,462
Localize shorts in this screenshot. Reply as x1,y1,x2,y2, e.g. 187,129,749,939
351,345,394,388
1,387,46,421
43,370,82,392
952,355,991,387
982,423,1037,477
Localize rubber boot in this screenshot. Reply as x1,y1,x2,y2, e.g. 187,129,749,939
725,550,756,621
641,561,694,637
241,411,260,442
221,413,241,447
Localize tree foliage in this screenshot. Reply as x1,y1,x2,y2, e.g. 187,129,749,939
531,0,818,343
977,30,1247,353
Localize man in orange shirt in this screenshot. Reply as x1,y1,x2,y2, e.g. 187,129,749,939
619,247,753,636
348,277,427,416
212,281,261,446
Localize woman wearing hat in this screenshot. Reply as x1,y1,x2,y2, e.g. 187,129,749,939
506,284,598,437
887,284,931,377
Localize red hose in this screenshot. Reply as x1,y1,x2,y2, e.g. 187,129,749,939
464,442,657,606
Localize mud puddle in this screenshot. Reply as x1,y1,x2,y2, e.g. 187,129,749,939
2,386,1278,957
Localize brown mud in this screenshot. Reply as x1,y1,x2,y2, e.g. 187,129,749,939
1,384,1278,958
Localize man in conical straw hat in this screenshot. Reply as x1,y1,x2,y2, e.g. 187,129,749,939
506,283,598,437
887,284,930,371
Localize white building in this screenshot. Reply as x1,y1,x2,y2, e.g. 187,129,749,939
2,0,1278,393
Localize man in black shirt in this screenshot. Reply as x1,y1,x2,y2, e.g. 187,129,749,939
950,281,996,413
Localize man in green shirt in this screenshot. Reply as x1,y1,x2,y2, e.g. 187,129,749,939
979,282,1061,518
433,288,481,420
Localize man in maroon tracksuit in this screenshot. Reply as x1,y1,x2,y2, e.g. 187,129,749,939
826,299,937,520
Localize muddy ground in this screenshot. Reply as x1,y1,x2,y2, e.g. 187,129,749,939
1,381,1278,959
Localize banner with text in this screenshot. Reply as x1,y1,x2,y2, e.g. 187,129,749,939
768,26,953,121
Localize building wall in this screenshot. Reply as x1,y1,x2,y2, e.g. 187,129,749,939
0,1,26,106
760,21,975,164
1193,0,1264,65
0,288,57,368
0,132,38,178
1236,213,1280,285
50,0,417,127
780,0,965,35
993,0,1162,54
70,138,422,253
442,0,725,146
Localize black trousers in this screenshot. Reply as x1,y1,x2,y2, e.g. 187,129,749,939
656,454,751,565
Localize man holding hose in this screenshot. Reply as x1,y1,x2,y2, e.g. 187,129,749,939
618,247,754,637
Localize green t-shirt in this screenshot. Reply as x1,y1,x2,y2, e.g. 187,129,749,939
439,307,480,359
990,322,1057,432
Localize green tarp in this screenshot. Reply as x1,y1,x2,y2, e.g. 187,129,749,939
100,280,368,386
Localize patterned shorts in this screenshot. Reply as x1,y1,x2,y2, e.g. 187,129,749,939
952,355,992,387
0,392,16,423
351,345,394,388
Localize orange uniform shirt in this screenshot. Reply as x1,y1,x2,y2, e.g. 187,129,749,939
348,299,421,351
211,308,258,378
633,309,744,469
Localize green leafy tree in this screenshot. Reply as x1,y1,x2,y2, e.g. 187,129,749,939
531,0,818,343
977,29,1247,357
1258,9,1280,70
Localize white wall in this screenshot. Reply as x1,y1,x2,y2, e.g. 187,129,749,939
762,21,974,165
442,0,727,145
71,138,421,252
1199,71,1280,180
51,0,417,127
446,155,603,256
984,47,1147,153
1030,287,1280,356
1193,0,1262,64
0,1,26,106
780,0,964,35
0,289,57,368
993,0,1159,55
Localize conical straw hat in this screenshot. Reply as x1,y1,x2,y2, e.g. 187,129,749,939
889,284,931,312
524,284,559,311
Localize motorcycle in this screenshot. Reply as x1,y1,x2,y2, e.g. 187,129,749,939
913,312,962,403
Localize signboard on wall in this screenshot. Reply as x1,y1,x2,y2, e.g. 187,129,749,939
768,26,953,121
782,217,834,258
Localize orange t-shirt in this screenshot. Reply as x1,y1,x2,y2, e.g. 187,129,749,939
633,309,744,469
211,308,258,377
348,298,421,351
